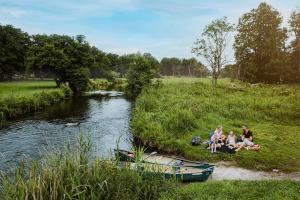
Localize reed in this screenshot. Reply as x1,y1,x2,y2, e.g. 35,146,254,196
0,134,174,200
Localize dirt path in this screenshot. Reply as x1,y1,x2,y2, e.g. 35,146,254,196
210,162,300,181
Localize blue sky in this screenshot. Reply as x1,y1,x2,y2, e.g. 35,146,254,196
0,0,299,61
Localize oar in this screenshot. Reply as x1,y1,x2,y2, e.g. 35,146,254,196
142,151,157,161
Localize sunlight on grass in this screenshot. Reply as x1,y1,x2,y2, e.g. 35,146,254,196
132,78,300,172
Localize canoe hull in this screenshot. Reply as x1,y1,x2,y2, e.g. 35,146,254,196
114,149,214,175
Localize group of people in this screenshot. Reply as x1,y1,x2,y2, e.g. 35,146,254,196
208,125,260,153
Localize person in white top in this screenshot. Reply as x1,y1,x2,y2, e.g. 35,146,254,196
210,125,223,153
226,131,237,148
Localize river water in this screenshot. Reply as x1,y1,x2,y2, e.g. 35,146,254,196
0,91,132,172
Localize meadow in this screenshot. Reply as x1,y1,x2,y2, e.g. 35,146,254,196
132,77,300,172
0,80,70,121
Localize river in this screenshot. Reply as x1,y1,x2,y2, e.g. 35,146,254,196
0,91,299,181
0,91,132,172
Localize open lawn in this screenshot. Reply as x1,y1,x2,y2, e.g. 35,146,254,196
0,80,58,100
132,77,300,172
0,80,69,121
160,180,300,200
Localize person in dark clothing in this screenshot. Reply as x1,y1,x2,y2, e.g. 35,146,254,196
242,125,253,142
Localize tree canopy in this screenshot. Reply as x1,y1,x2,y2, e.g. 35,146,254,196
192,17,234,85
234,3,288,83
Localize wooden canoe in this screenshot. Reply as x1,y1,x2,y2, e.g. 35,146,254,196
120,161,212,182
114,149,214,171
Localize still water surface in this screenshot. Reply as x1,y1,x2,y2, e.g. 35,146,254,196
0,91,132,172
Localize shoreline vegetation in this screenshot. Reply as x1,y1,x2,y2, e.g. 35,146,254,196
0,80,71,123
1,134,299,200
0,79,125,123
131,77,300,172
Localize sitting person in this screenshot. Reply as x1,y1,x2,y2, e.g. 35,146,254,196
241,125,253,142
226,131,236,149
210,125,223,153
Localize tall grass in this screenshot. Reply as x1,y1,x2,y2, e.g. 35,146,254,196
131,77,300,172
0,134,174,200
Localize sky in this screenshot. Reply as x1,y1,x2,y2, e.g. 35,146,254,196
0,0,299,62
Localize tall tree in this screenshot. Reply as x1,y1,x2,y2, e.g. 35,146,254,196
192,17,234,85
126,54,158,99
289,11,300,82
0,25,29,80
234,3,288,83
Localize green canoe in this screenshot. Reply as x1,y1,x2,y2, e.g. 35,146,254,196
120,161,212,182
114,149,215,170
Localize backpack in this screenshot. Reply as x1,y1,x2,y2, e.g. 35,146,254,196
191,136,201,146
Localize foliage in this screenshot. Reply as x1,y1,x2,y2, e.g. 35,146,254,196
192,17,234,85
0,81,69,121
160,180,300,200
234,3,288,83
0,24,29,81
160,57,209,77
126,54,159,99
132,77,300,172
0,134,174,200
289,11,300,82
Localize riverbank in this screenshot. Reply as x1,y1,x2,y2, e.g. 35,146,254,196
131,77,300,172
0,80,71,122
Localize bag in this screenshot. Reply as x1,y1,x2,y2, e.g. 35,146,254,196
191,136,201,146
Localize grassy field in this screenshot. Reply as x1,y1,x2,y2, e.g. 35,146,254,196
0,80,59,99
160,180,300,200
132,77,300,172
0,80,70,121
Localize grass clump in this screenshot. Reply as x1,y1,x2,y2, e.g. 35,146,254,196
0,80,71,121
132,77,300,172
160,180,300,200
0,134,174,200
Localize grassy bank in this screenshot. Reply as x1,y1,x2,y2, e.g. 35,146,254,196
0,135,174,200
160,180,300,200
132,77,300,172
0,80,71,121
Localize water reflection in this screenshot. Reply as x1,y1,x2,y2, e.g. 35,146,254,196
0,92,132,172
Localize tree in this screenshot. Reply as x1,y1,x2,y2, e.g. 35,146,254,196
0,24,29,80
26,34,92,93
126,54,158,99
234,3,288,83
289,11,300,82
192,17,234,85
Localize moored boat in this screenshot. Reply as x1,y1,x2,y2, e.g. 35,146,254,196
120,161,212,182
114,149,214,171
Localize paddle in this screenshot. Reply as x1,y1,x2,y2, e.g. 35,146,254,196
142,151,157,161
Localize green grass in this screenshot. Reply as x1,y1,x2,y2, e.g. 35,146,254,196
132,77,300,172
0,80,70,121
0,80,59,100
0,134,174,200
160,180,300,200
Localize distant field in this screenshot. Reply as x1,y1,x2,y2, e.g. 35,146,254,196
0,80,58,100
132,77,300,172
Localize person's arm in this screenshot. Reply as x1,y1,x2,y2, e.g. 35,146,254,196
249,136,253,141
